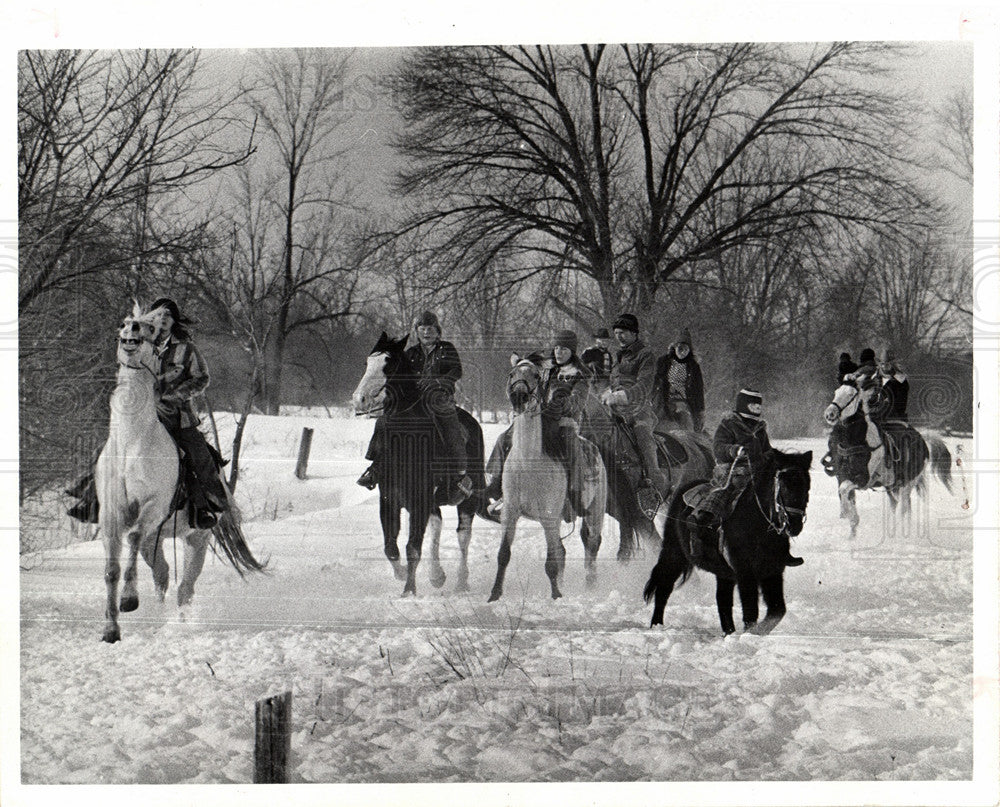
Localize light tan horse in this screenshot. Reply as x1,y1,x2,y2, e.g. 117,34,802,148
97,303,263,643
488,357,607,602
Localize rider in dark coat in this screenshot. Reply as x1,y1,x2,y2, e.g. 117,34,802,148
485,329,596,516
357,310,472,505
837,352,858,386
869,349,909,423
689,390,803,567
602,313,666,490
654,327,705,431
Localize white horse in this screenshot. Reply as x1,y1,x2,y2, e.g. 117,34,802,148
824,381,952,540
97,303,263,643
488,357,607,602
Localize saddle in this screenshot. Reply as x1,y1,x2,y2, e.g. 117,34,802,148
652,426,690,467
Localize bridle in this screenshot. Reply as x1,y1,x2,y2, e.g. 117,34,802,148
827,385,861,422
116,330,159,382
507,361,544,412
749,462,806,536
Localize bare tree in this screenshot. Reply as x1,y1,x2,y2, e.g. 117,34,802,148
245,48,361,414
388,43,931,319
18,49,253,313
938,87,973,186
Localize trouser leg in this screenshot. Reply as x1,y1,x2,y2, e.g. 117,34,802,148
485,427,512,499
175,427,227,510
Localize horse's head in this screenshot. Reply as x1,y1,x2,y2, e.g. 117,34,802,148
506,354,545,415
116,304,158,373
824,381,864,426
352,332,410,417
772,450,812,537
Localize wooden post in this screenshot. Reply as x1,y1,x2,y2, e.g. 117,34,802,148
253,690,292,784
294,427,314,480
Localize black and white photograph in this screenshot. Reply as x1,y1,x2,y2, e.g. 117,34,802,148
3,2,998,805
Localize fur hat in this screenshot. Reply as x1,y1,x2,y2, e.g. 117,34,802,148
414,310,442,333
552,329,578,352
859,347,876,365
593,328,611,340
676,327,692,347
613,313,639,333
735,388,763,420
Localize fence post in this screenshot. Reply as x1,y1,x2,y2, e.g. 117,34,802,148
253,690,292,784
294,428,314,480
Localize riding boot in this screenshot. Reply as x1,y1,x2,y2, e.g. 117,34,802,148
634,422,668,490
357,463,378,489
784,552,804,567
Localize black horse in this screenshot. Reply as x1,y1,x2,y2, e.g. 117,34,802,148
351,333,485,596
643,449,813,635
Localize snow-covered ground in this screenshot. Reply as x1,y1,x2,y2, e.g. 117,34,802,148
11,412,994,800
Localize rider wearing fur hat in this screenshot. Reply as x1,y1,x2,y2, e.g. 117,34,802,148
654,327,705,431
358,310,472,504
689,390,803,567
601,313,666,490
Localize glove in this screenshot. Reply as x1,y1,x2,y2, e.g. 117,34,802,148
601,389,627,406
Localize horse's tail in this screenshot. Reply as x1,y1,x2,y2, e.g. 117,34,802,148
210,504,268,577
926,434,954,494
642,481,698,605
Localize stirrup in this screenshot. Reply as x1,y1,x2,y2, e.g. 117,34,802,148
195,509,218,529
636,481,663,520
487,497,504,515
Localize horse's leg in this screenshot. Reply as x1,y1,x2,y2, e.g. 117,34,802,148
716,576,737,635
177,531,208,615
139,524,170,602
426,509,446,589
751,574,787,635
402,503,431,598
644,536,689,627
580,509,602,589
119,526,143,614
101,530,123,643
736,572,760,632
839,480,859,540
541,517,565,600
454,504,474,593
380,493,406,581
488,515,518,602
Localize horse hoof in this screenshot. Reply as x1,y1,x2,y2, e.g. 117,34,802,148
155,588,167,603
119,595,139,613
391,563,407,582
487,590,502,603
455,580,470,594
430,571,447,589
101,628,121,644
401,586,417,598
551,590,562,600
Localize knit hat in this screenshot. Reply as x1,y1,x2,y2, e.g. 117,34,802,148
552,329,578,352
613,313,639,333
593,328,610,339
414,310,442,333
676,327,692,347
735,388,763,420
859,347,876,365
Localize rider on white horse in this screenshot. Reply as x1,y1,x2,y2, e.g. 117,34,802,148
67,298,226,529
485,330,597,517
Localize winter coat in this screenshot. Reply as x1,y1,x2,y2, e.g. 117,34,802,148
580,345,613,380
543,355,592,424
154,337,210,430
404,339,463,396
712,412,773,469
654,351,705,421
608,339,657,417
870,373,909,422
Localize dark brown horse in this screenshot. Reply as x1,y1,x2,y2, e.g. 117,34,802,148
644,449,812,635
351,333,485,596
